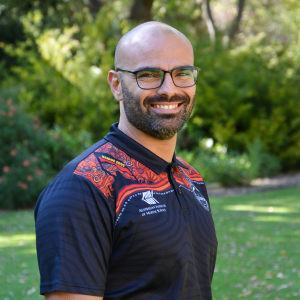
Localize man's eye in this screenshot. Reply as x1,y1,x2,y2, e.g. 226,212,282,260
138,71,161,79
174,69,193,77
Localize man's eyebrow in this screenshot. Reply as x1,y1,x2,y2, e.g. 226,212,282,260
133,65,194,72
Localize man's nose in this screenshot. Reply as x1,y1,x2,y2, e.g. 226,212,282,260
156,73,179,98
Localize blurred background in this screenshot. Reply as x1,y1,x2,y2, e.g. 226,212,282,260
1,0,300,209
0,1,300,299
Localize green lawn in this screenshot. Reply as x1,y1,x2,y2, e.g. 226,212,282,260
211,187,300,299
0,187,299,300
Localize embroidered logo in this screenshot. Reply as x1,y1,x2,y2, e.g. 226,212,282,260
141,190,159,205
192,185,210,211
177,165,210,211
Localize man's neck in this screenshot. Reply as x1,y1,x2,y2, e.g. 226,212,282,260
117,121,176,163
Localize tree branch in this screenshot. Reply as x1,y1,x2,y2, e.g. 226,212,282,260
204,0,217,43
225,0,246,43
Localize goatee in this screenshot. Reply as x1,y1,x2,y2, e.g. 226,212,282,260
121,83,195,140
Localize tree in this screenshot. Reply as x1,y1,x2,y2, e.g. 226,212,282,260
202,0,246,45
129,0,154,22
203,0,216,43
83,0,103,19
223,0,246,46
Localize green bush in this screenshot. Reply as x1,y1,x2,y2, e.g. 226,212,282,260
177,140,281,187
0,98,84,209
187,34,300,171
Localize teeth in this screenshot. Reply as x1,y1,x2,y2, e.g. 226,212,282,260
153,104,178,109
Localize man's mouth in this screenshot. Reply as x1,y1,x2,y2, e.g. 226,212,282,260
151,104,179,109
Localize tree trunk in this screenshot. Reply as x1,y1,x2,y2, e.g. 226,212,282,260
224,0,246,45
204,0,217,43
129,0,154,23
83,0,103,19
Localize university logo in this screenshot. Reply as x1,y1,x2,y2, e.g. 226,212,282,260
141,190,159,205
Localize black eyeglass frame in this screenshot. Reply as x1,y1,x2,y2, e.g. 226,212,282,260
116,66,201,90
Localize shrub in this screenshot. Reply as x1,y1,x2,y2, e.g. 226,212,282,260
185,34,300,171
0,98,85,209
177,140,281,187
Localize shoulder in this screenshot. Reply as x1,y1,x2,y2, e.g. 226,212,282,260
176,156,204,183
35,139,115,217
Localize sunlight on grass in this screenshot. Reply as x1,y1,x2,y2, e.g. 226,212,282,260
0,187,299,300
0,234,36,247
254,215,300,223
222,204,295,213
210,187,300,299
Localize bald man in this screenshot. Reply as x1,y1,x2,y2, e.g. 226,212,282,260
35,22,218,300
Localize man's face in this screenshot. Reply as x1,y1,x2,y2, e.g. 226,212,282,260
119,33,196,140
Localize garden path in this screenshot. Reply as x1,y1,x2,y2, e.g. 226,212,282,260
207,172,300,197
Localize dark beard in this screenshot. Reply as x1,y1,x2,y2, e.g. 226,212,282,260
121,83,195,140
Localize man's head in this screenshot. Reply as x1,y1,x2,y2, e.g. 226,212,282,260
108,21,197,140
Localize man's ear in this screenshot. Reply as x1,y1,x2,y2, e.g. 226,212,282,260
107,70,123,101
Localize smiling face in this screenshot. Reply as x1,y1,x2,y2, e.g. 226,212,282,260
110,26,196,140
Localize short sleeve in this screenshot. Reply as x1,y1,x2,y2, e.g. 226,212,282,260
34,173,115,296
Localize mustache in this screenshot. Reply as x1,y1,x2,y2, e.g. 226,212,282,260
144,94,190,105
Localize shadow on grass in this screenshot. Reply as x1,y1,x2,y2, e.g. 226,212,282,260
211,187,300,299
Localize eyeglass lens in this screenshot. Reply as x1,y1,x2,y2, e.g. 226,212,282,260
136,68,197,89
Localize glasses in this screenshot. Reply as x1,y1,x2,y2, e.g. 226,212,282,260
116,67,201,90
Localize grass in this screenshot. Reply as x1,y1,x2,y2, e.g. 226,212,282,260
211,187,300,299
0,210,42,300
0,187,299,299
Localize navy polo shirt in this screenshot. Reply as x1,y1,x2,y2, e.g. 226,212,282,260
35,123,218,300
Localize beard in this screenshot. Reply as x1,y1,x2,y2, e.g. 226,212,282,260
121,82,195,140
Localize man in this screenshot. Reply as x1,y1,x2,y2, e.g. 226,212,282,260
35,21,218,300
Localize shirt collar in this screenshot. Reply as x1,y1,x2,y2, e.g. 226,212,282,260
104,123,188,175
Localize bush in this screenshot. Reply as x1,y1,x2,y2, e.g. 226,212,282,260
0,98,85,209
184,34,300,171
177,140,281,187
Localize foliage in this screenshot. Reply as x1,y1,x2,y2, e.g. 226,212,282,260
186,33,300,171
1,187,300,299
178,139,281,186
0,98,87,209
2,2,130,141
0,0,299,192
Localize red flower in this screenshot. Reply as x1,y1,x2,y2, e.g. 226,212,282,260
22,160,30,167
1,111,6,116
0,177,2,184
3,165,10,173
17,182,28,190
27,175,33,181
21,183,28,190
35,169,42,176
8,111,14,117
10,149,17,156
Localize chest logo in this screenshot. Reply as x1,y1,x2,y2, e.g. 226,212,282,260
142,190,159,205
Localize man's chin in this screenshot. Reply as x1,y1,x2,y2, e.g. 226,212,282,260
145,129,177,140
141,122,183,140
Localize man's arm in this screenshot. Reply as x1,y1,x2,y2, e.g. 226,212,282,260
35,174,114,297
45,291,103,299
